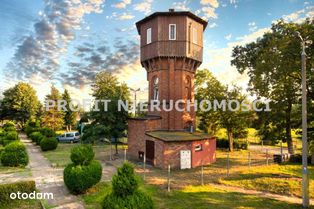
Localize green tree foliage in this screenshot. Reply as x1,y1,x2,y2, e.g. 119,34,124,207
195,70,253,151
0,82,39,126
62,89,77,131
41,86,64,131
231,19,314,154
88,72,130,152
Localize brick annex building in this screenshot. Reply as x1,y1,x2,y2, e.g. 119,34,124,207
128,9,216,169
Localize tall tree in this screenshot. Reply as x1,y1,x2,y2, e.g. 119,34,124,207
0,82,39,126
62,89,77,131
195,70,252,151
90,72,130,152
231,19,314,154
42,86,64,131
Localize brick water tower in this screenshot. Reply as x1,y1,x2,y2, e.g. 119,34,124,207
128,9,216,169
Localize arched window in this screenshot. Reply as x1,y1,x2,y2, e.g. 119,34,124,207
185,76,191,101
152,77,159,100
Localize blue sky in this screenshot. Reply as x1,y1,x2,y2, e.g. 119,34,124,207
0,0,313,101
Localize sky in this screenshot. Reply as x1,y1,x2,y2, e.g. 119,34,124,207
0,0,313,102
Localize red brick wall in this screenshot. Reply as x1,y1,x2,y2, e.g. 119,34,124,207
127,118,161,160
163,141,192,169
146,58,196,130
191,138,216,168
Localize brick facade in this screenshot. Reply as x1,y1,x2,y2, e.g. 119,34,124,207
127,11,216,169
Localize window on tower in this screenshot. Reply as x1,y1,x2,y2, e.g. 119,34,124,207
152,77,159,100
147,28,152,44
185,76,191,101
193,28,197,44
169,24,176,40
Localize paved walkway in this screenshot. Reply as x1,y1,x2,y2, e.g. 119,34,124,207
20,133,85,209
208,183,314,206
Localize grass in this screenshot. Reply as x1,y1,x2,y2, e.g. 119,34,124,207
42,143,125,167
0,199,41,209
0,166,29,174
82,182,309,209
217,164,314,198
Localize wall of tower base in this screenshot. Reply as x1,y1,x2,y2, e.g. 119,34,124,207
128,118,216,169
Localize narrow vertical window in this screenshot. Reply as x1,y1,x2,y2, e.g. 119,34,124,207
147,28,152,44
169,24,176,40
153,77,159,100
193,28,197,44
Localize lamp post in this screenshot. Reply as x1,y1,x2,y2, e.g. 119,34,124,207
296,31,312,208
130,88,140,117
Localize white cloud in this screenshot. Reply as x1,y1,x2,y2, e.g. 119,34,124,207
172,1,189,11
200,0,219,8
117,12,135,20
248,21,257,32
201,7,218,20
112,0,132,9
208,22,218,28
224,33,232,40
134,0,153,15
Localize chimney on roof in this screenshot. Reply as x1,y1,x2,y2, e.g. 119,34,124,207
169,8,175,12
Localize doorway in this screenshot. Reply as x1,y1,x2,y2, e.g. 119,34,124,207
145,140,155,165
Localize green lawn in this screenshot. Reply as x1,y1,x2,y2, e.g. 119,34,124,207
217,164,314,198
82,182,309,209
42,143,125,167
0,199,41,209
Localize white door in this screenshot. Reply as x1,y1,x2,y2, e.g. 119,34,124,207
180,150,191,169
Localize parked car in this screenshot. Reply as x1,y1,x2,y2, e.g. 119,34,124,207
56,132,80,143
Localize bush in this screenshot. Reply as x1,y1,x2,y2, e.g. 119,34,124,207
102,190,153,209
4,126,16,132
216,138,229,149
40,137,58,151
64,160,102,194
0,141,28,167
3,122,15,131
0,146,4,157
25,126,41,137
112,162,139,197
102,162,153,209
70,145,95,165
0,181,36,205
289,154,312,164
5,131,19,141
216,138,248,150
234,140,248,150
29,132,45,145
40,127,55,138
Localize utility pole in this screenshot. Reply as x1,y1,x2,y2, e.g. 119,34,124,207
296,31,312,208
130,88,140,117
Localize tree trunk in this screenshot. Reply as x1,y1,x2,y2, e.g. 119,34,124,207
286,101,294,154
227,130,234,152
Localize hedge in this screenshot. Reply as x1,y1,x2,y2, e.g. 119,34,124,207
216,138,248,150
40,137,58,151
6,131,19,141
0,141,29,167
29,132,45,145
39,127,55,138
64,160,102,194
0,181,36,205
